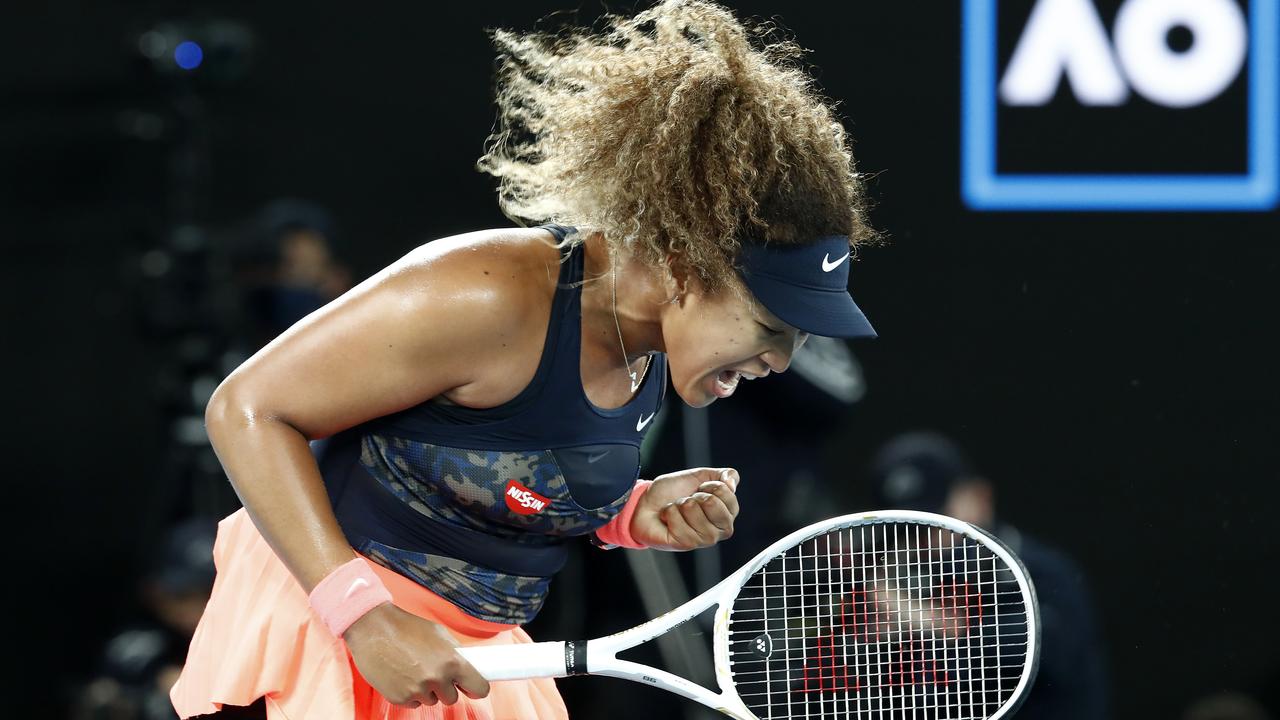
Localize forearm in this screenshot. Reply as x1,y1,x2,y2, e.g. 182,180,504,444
202,389,490,705
206,389,357,592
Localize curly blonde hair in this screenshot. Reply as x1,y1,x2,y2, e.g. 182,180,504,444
477,0,876,292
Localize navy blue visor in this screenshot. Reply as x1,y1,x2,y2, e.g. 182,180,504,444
736,235,876,339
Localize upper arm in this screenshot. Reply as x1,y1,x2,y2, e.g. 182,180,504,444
207,229,556,440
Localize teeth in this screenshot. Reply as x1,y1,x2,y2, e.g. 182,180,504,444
716,371,740,391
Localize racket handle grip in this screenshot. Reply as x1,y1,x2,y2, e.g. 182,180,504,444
456,640,569,681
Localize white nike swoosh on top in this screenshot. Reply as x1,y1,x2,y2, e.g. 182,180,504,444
822,252,851,272
344,578,370,601
636,412,655,432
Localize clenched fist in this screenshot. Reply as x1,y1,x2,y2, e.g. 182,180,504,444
630,467,740,551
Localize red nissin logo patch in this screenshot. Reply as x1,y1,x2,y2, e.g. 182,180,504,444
504,479,550,515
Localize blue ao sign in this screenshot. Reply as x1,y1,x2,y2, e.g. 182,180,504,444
962,0,1278,211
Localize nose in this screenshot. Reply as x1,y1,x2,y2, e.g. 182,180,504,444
762,346,795,374
762,331,807,374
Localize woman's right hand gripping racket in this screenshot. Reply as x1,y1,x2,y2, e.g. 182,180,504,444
459,510,1040,719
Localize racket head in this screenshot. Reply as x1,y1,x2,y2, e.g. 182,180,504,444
711,510,1040,720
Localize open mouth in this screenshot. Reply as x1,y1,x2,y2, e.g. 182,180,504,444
713,370,741,398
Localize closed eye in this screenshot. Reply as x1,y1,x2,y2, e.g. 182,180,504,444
757,322,785,337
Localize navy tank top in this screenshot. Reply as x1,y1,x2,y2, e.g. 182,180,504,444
318,225,667,623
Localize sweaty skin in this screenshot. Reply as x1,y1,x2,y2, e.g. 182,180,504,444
204,227,802,707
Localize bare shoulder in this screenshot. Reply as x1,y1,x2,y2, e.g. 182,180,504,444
384,227,563,324
357,226,567,383
213,227,567,439
365,226,565,408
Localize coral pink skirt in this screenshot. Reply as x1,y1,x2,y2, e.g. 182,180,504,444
170,509,568,720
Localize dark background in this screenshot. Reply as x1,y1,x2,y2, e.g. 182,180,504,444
3,1,1277,718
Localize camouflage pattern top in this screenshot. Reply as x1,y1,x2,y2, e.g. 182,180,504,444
321,227,668,624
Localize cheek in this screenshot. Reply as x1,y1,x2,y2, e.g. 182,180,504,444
668,314,754,376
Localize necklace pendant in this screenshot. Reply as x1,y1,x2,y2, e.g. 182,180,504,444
629,371,640,393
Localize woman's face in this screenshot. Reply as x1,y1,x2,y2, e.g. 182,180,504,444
662,280,810,407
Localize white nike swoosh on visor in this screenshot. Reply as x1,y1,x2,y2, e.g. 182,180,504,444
822,252,851,272
636,413,655,432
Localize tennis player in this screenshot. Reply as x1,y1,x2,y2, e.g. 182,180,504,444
170,1,877,718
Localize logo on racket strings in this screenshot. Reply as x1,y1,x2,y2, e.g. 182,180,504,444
505,479,550,515
750,633,773,660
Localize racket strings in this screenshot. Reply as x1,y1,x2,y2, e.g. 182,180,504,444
726,522,1031,719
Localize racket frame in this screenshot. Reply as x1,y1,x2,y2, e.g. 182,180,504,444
458,509,1040,720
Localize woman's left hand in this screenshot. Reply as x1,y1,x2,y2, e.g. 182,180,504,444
630,467,740,551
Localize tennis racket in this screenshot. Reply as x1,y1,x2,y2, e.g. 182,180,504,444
458,510,1040,719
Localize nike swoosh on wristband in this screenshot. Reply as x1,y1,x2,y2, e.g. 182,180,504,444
636,412,655,432
822,252,851,272
344,578,370,601
587,451,610,463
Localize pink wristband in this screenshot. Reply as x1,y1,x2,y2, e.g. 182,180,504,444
308,557,394,638
594,479,653,550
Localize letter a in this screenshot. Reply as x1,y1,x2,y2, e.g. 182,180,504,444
1000,0,1129,106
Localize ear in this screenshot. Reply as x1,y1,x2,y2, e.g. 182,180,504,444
665,254,713,300
664,253,691,295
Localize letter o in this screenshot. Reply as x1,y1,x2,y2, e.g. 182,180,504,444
1113,0,1248,107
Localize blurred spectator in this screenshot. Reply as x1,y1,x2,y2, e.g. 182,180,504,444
1183,691,1274,720
868,431,1108,720
231,198,351,348
73,519,217,720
